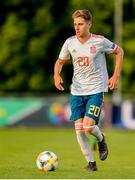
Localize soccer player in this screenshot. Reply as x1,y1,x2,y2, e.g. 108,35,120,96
54,9,124,171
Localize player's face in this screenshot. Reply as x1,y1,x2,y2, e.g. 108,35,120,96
73,17,91,38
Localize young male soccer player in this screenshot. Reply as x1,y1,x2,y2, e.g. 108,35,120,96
54,9,124,171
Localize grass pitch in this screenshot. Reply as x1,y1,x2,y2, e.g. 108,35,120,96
0,127,135,179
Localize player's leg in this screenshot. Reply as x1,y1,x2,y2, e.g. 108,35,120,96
83,117,102,141
75,119,97,171
83,116,108,161
70,95,97,171
92,103,104,150
83,93,108,161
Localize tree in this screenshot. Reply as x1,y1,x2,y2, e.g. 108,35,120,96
0,0,134,97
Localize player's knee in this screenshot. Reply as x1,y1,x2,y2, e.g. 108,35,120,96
75,122,83,132
83,125,94,133
75,123,85,139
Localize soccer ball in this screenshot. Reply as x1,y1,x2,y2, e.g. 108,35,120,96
36,151,58,172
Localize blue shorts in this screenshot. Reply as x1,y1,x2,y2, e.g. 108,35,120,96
70,92,103,124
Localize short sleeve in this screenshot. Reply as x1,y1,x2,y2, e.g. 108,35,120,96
102,37,118,54
59,39,71,60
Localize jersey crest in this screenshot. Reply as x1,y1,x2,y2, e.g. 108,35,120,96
90,45,96,54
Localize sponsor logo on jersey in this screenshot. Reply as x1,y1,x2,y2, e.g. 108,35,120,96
72,49,77,53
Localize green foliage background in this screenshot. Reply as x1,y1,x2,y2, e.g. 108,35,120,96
0,0,134,96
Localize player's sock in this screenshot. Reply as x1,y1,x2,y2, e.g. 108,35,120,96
76,130,95,162
75,123,95,162
91,125,103,142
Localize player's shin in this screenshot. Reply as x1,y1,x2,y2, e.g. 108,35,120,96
75,123,95,162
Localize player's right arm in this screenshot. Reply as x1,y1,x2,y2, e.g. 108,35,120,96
54,58,67,91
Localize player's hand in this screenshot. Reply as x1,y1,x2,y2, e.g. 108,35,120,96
108,75,119,90
54,74,64,91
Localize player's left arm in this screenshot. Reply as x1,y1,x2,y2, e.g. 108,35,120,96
108,46,124,90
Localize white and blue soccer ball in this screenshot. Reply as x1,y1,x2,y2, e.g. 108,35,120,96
36,151,58,172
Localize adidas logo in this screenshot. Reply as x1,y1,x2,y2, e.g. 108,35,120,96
72,49,77,53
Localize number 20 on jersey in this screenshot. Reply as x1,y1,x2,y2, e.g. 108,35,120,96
77,57,90,67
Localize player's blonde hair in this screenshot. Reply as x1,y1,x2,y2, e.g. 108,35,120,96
72,9,92,22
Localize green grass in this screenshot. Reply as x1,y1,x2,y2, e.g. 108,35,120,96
0,127,135,179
